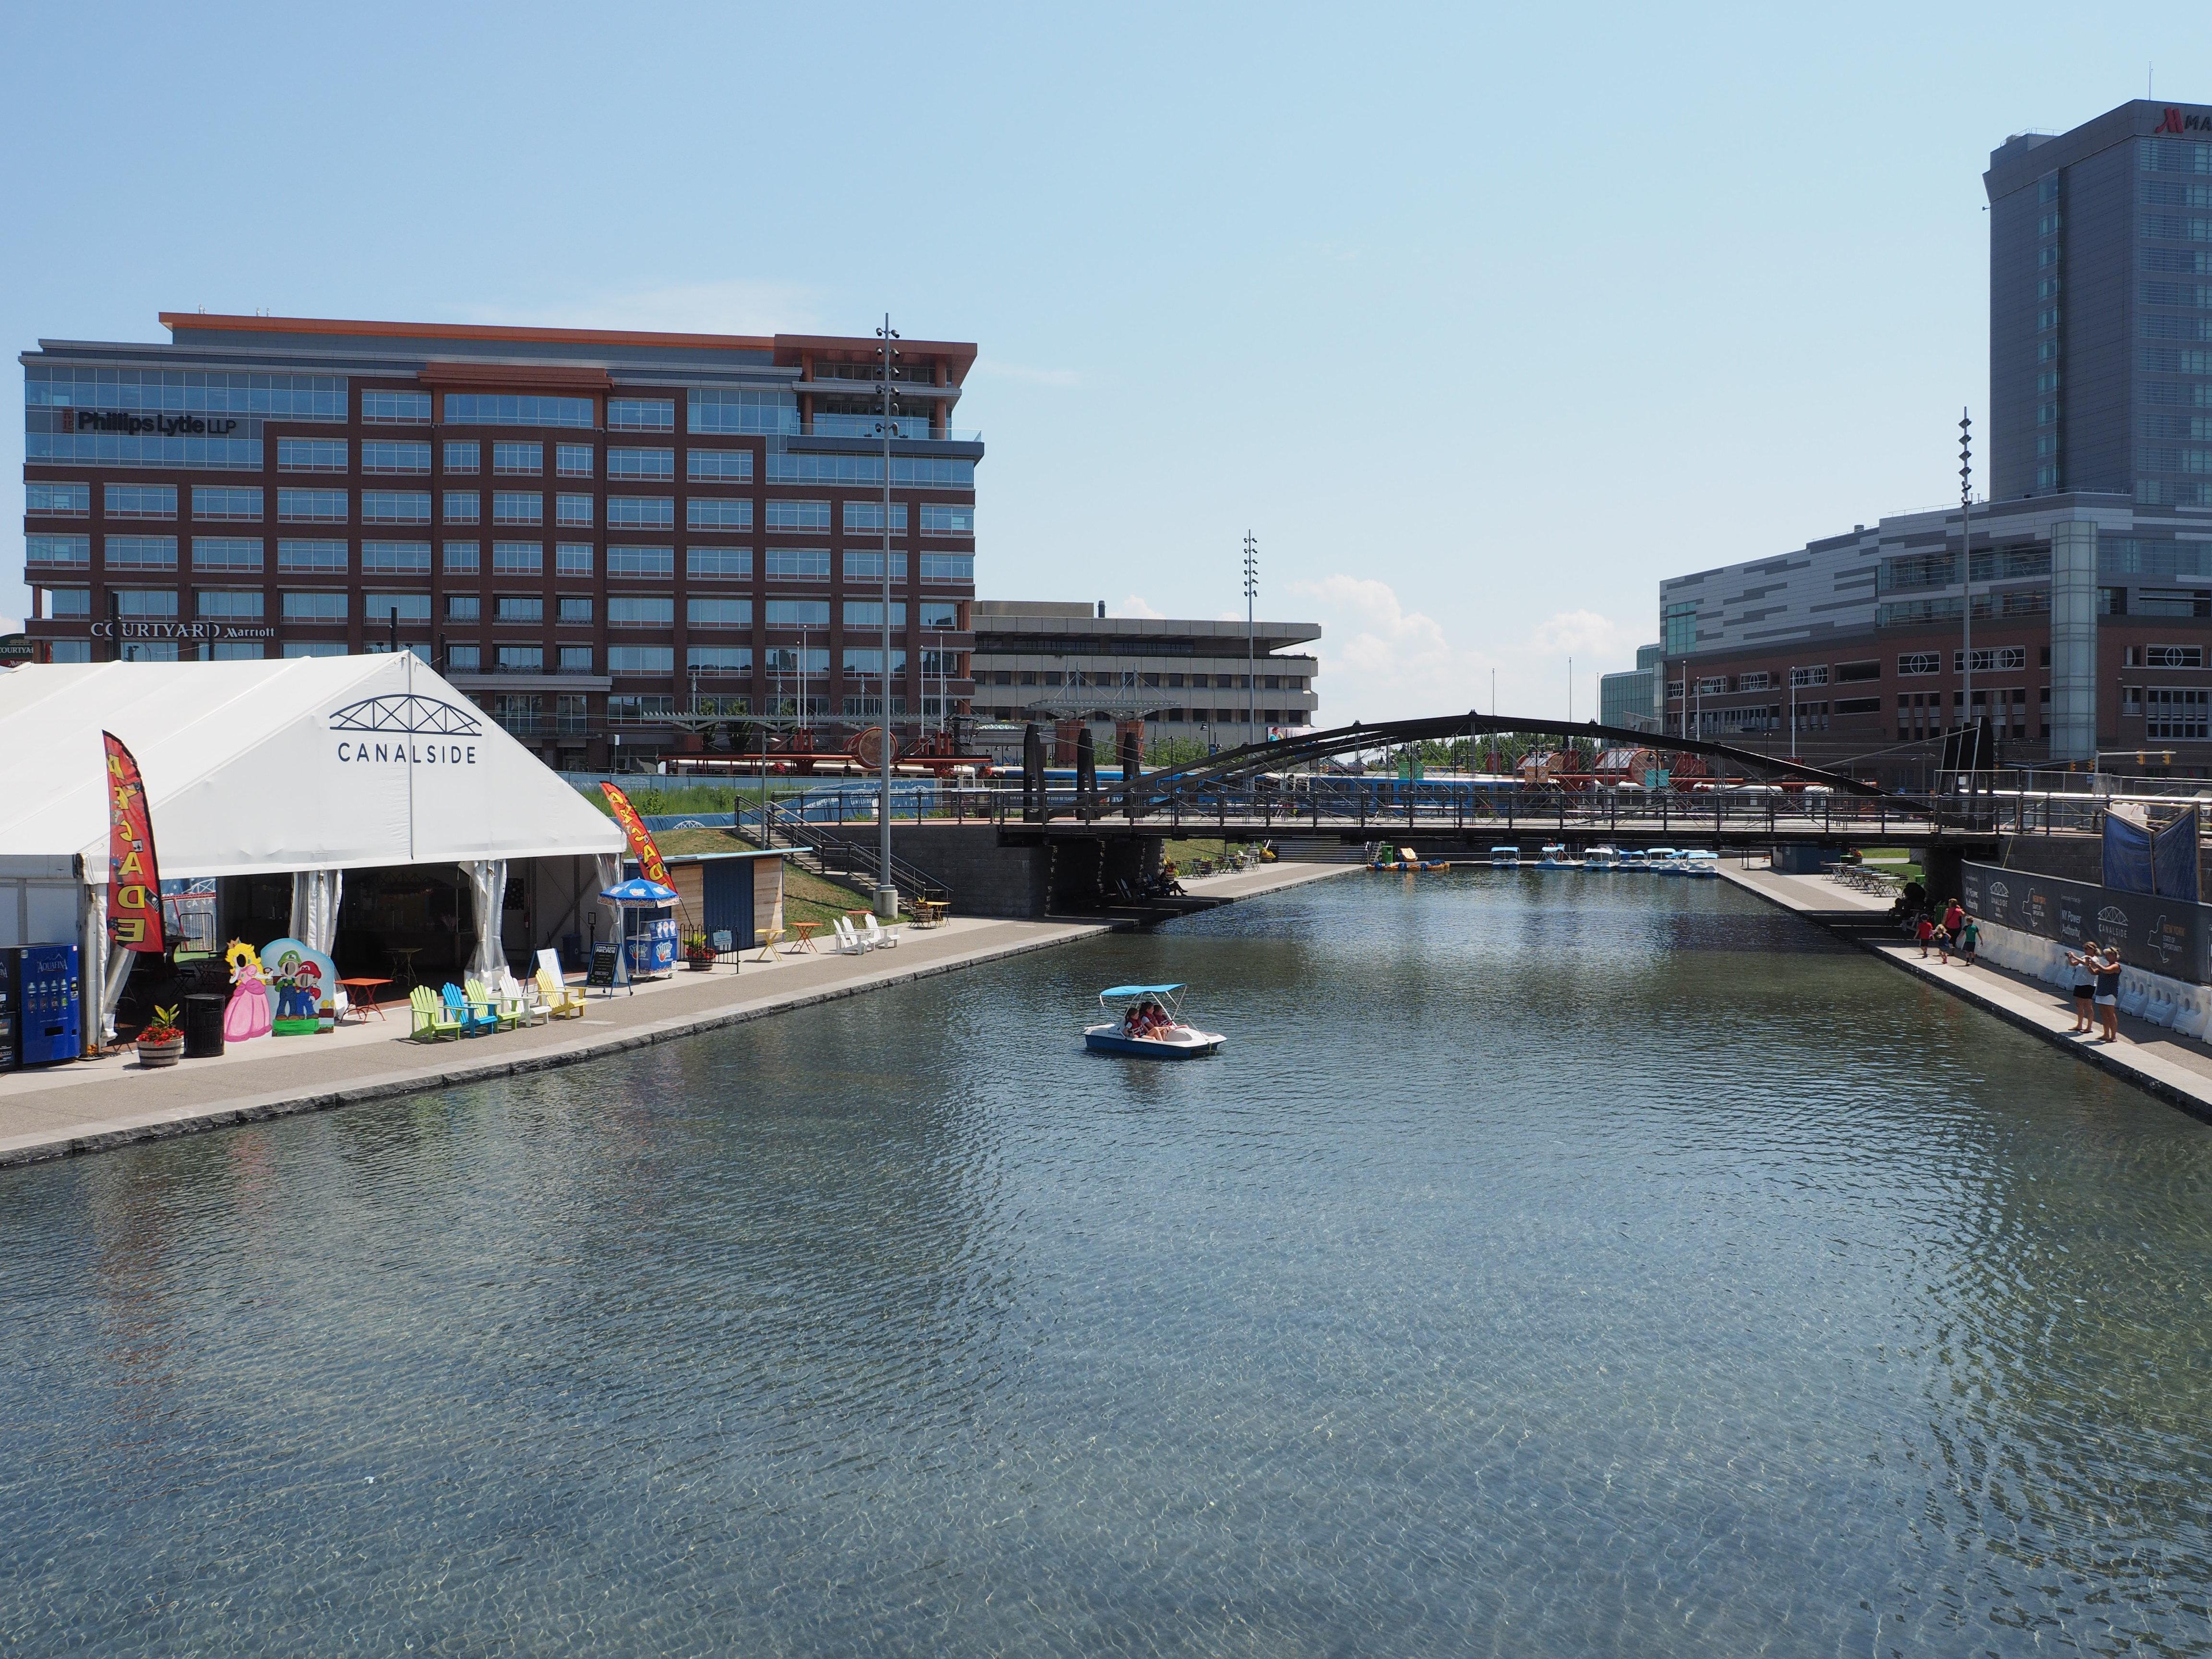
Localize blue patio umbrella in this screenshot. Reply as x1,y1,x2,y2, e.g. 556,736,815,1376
600,878,679,905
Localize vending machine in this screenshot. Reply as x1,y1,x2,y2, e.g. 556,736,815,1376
0,949,16,1070
15,944,82,1066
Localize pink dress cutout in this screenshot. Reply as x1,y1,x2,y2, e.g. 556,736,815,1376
223,964,273,1043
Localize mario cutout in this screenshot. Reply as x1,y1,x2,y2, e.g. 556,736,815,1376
257,937,339,1034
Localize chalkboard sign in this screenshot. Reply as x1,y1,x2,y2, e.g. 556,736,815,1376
586,941,622,991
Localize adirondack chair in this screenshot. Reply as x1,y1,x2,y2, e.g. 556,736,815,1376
862,914,900,950
409,985,461,1041
442,982,497,1035
465,977,517,1031
535,967,586,1019
832,916,868,955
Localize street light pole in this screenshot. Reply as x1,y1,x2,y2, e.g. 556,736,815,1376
1959,409,1974,761
1242,531,1258,750
874,315,901,919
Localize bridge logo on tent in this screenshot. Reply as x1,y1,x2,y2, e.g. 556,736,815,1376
327,695,483,737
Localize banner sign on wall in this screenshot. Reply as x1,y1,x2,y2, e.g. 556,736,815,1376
1960,861,2206,982
101,732,166,954
600,782,670,886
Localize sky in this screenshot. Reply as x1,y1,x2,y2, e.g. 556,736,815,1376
1,2,2207,721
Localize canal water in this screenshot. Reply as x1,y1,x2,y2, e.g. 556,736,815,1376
6,874,2212,1657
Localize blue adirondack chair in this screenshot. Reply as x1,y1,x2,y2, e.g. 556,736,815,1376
442,982,497,1035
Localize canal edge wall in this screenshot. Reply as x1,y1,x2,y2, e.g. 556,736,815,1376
1715,863,2212,1127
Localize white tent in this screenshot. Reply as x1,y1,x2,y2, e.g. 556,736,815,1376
0,656,624,1044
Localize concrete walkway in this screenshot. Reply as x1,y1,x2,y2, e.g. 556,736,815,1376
1716,860,2212,1123
0,857,1354,1170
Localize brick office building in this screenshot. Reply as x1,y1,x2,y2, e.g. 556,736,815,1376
19,313,981,769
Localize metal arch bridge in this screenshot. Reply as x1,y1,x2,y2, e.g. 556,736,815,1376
1043,712,1906,821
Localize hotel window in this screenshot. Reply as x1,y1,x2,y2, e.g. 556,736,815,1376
446,594,481,620
361,441,432,474
497,646,544,673
277,438,349,472
687,547,751,579
764,648,829,676
687,647,752,673
767,548,831,581
767,499,830,532
27,482,89,515
765,600,830,627
444,491,481,523
843,601,907,627
609,596,675,627
609,447,674,479
362,492,432,525
443,541,481,574
364,593,432,624
444,440,481,474
556,444,595,477
196,590,264,620
281,591,347,621
191,487,263,521
361,390,431,423
687,449,753,481
1897,652,1939,676
606,694,677,720
607,545,674,577
278,489,348,523
494,542,543,574
841,649,907,676
445,395,593,428
494,442,543,475
106,484,176,519
106,536,178,570
919,553,974,583
493,492,543,525
558,596,594,624
556,542,594,576
607,398,675,432
687,387,796,434
46,639,92,661
842,550,908,580
688,498,752,530
842,501,909,533
113,589,179,620
2148,643,2205,668
688,598,750,627
918,601,959,629
361,541,431,573
191,538,264,572
446,644,481,672
607,646,675,673
45,589,91,617
496,595,544,624
555,494,594,527
2147,687,2212,738
560,647,593,673
277,540,347,573
27,534,91,567
919,504,974,536
608,496,674,529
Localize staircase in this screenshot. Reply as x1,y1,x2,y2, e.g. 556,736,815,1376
747,802,951,910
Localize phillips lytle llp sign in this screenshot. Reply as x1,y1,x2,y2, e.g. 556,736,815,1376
70,410,240,436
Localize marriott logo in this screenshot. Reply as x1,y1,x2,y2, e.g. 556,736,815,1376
2153,107,2212,135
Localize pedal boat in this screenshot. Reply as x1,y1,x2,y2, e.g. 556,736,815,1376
1084,984,1226,1059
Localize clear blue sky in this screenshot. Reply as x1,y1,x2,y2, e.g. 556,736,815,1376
2,3,2204,719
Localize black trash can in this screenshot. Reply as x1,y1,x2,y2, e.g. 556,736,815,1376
183,994,226,1059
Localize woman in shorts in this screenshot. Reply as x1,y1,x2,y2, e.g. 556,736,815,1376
2065,941,2098,1033
2094,945,2124,1043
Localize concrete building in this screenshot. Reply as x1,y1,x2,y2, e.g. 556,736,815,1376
1598,643,1663,732
968,601,1320,759
20,313,982,770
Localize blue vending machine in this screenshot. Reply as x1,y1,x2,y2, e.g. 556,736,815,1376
17,944,82,1066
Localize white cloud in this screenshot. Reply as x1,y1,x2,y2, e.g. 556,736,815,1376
459,279,825,336
1289,574,1634,725
1118,594,1165,619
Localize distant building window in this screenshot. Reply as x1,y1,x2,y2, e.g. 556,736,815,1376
1789,665,1827,687
493,541,543,574
278,540,348,573
444,440,481,473
446,594,481,620
106,484,176,519
558,596,594,623
494,442,543,475
443,541,481,574
278,439,349,472
688,498,752,530
446,644,481,672
688,599,751,627
919,503,974,536
1897,652,1940,676
493,492,543,526
919,553,974,583
361,441,432,474
842,550,908,580
1661,600,1697,654
687,547,751,579
767,548,831,581
27,482,89,515
607,398,674,432
361,541,431,573
192,537,264,572
282,591,348,621
365,593,432,623
687,449,753,481
1833,696,1883,716
443,491,481,523
608,496,674,529
26,534,91,567
497,646,544,673
556,444,595,477
192,486,263,521
361,390,431,423
555,493,594,527
496,596,544,624
1834,660,1882,683
105,536,178,569
607,545,674,577
842,501,908,533
609,596,675,627
767,499,830,532
607,645,676,673
362,491,432,525
278,489,349,523
609,447,674,479
445,395,592,428
687,647,753,673
556,541,594,576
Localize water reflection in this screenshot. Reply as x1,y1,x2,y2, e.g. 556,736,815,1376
4,874,2212,1656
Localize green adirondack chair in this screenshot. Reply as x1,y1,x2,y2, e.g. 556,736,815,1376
409,985,461,1041
465,977,516,1031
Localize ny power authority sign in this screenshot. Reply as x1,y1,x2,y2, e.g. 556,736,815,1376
1961,861,2204,981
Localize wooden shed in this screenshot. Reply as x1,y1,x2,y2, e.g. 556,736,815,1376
624,848,785,948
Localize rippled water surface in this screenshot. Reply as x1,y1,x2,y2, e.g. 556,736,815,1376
8,875,2212,1656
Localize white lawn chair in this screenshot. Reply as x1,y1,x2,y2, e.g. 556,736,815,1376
832,916,869,955
501,968,549,1026
862,914,900,950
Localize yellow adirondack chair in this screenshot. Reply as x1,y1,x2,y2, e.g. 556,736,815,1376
536,967,586,1018
409,985,461,1041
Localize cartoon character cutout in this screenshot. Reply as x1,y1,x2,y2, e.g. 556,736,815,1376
277,955,323,1023
222,940,273,1043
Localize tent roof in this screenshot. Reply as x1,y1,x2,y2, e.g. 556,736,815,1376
0,659,622,883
